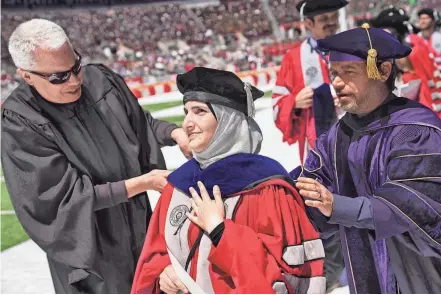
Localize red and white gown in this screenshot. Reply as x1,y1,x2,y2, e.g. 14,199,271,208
272,38,336,163
131,178,325,294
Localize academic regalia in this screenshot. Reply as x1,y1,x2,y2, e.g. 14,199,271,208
292,25,441,293
399,38,434,107
292,95,441,293
132,68,326,294
371,6,411,43
132,154,325,294
406,34,441,117
426,29,441,55
1,64,179,293
274,56,344,287
272,1,347,287
272,37,333,163
295,0,348,19
272,0,348,163
372,7,441,117
418,8,441,55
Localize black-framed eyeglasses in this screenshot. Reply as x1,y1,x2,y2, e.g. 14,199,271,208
27,50,82,85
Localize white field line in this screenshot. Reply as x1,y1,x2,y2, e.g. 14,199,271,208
1,210,15,215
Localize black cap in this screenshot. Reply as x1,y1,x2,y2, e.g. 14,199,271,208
296,0,348,19
372,7,415,40
177,67,264,116
418,8,436,20
373,7,409,28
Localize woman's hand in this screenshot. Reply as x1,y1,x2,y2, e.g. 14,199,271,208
159,265,188,294
186,182,225,233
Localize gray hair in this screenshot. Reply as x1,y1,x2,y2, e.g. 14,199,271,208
8,19,72,71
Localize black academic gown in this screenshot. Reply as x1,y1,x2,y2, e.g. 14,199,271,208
1,64,178,293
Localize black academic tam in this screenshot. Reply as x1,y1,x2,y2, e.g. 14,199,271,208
296,0,348,18
177,67,264,115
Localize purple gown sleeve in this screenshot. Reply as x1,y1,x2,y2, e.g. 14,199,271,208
290,131,340,239
328,195,375,229
371,125,441,256
329,125,441,257
327,194,410,237
327,194,412,238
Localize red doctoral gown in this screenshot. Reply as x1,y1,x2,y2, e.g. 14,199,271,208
131,177,325,294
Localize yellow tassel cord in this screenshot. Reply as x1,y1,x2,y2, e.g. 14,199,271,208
361,23,382,80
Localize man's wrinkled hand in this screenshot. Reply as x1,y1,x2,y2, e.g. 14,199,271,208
295,87,314,109
171,128,192,159
143,169,171,193
296,177,334,217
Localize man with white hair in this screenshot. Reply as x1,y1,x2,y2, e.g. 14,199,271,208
1,19,190,293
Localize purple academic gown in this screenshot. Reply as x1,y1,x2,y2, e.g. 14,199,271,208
291,94,441,294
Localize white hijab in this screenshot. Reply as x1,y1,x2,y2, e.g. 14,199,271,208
193,104,263,169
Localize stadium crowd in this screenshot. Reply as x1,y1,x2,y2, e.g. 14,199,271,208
1,0,440,98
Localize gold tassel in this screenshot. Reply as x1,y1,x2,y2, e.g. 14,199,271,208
366,49,382,79
361,23,382,80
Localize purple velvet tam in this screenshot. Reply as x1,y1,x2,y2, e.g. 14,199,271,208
318,26,412,61
329,51,365,62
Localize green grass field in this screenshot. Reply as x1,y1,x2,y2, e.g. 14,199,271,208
1,182,13,211
1,215,29,251
1,176,30,251
161,115,185,126
142,101,183,113
1,177,29,251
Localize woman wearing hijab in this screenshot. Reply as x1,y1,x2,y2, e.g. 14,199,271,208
131,67,325,294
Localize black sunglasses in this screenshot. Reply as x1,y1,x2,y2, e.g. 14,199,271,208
28,50,82,85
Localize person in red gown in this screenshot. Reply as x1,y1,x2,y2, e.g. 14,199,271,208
131,67,325,294
372,6,441,117
272,0,349,163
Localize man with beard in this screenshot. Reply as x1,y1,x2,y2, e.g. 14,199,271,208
272,0,348,291
272,0,347,163
418,8,441,55
293,24,441,293
1,19,190,293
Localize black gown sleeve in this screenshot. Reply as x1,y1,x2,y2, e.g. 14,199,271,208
1,110,127,269
208,222,225,247
103,66,179,147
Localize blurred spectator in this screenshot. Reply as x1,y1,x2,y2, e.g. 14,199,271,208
2,0,440,99
1,2,276,83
